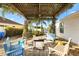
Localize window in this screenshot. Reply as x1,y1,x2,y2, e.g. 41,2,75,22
60,22,64,33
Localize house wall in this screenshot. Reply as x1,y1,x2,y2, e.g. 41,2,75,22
0,23,23,29
56,12,79,44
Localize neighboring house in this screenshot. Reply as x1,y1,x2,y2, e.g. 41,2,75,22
56,11,79,44
0,17,23,29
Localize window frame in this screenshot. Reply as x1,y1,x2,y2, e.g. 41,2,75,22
60,22,64,33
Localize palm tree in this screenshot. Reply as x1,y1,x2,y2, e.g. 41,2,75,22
35,19,47,31
28,19,47,36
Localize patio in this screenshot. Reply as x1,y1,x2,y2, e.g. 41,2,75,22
25,38,79,56
0,37,79,56
0,3,79,56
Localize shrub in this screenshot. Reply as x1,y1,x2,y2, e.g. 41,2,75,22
5,27,23,37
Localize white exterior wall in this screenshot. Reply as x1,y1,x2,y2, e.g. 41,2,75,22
56,12,79,44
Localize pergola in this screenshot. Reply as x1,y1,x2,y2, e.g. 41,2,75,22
12,4,73,19
1,3,74,37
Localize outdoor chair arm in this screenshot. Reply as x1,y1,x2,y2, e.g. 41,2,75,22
5,47,24,56
6,48,19,54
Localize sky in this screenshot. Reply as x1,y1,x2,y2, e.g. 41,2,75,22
0,3,79,25
57,3,79,20
0,8,26,25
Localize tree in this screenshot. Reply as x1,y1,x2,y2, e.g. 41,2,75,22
0,4,25,37
33,19,47,33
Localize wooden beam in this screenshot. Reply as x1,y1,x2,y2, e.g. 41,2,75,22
54,4,73,17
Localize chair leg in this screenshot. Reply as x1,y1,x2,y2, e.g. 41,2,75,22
48,48,51,56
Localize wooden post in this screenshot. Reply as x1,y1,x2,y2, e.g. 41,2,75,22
52,17,56,36
22,19,31,38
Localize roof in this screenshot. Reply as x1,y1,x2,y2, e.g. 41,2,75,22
0,4,74,20
0,17,22,25
12,3,74,20
0,3,75,27
59,11,79,22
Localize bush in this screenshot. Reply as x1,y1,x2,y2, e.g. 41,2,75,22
5,27,23,37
